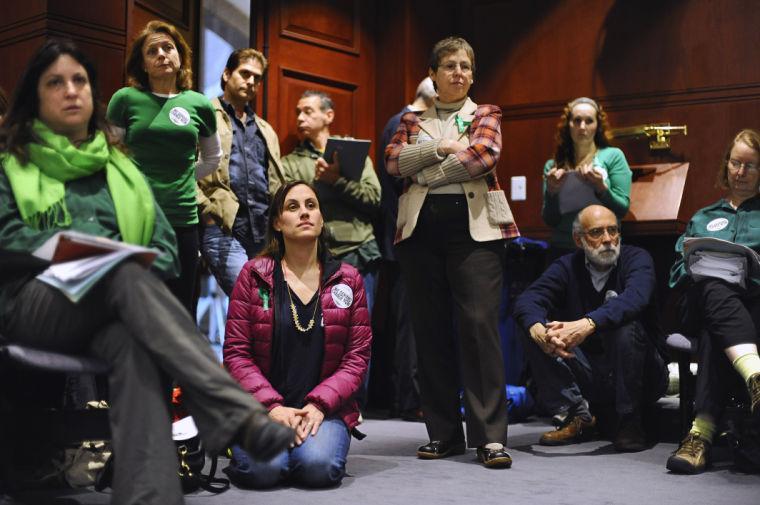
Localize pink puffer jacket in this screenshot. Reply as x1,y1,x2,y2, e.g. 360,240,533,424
223,256,371,431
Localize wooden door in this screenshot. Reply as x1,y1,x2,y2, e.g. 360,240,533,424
252,0,376,159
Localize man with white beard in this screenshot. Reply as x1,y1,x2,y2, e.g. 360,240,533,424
513,205,667,452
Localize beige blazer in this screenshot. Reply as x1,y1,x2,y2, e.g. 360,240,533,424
396,98,513,243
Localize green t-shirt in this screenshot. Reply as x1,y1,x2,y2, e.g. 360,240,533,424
107,87,216,226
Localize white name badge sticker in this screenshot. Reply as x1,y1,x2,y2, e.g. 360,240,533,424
169,106,191,126
331,284,353,309
706,218,729,232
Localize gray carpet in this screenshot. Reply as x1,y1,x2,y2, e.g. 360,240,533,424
9,415,759,505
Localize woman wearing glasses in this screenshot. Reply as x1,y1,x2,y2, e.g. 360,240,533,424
542,97,632,260
385,36,518,468
666,129,760,474
108,20,222,316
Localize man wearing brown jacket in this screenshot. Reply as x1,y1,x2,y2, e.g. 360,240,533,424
198,48,286,295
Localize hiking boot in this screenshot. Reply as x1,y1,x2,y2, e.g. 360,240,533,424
539,415,596,446
666,433,711,474
748,373,760,423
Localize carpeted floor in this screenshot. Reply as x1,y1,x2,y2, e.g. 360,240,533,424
9,413,759,505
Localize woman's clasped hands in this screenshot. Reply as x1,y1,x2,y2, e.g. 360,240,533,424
269,404,325,446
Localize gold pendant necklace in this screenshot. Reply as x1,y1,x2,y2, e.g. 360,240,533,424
286,283,320,332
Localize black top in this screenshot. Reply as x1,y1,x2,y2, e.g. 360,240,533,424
270,261,325,408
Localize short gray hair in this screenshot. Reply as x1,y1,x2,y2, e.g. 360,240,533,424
301,90,334,112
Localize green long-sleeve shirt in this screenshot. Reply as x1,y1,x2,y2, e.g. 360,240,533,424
542,146,632,249
0,168,179,324
669,195,760,288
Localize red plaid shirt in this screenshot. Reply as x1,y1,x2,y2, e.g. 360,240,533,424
384,104,519,240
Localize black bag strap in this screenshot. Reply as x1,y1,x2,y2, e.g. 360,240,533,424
197,455,230,493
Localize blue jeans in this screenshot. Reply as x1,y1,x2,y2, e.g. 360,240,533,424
201,223,263,296
224,417,351,488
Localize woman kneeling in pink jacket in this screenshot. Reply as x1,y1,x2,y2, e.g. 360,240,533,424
222,180,372,488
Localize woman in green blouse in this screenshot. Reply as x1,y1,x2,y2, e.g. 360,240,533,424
542,97,632,258
108,20,221,316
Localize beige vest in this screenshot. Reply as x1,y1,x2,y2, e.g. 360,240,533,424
396,98,514,243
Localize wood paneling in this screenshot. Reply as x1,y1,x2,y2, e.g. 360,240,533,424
259,1,376,158
280,0,359,54
457,0,760,239
0,0,128,104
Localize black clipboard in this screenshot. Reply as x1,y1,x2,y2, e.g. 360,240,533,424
323,137,371,181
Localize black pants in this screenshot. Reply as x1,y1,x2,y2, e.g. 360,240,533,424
165,224,200,318
522,320,667,416
397,195,507,447
684,279,760,418
2,262,262,505
386,261,420,413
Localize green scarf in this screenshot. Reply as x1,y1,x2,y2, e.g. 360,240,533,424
2,120,155,246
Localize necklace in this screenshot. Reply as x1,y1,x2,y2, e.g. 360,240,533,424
573,145,597,169
286,282,320,332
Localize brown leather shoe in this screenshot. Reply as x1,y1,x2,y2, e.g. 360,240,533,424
666,432,711,474
539,415,597,446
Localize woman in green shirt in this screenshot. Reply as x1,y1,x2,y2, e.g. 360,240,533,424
0,39,292,504
666,129,760,475
542,97,632,258
108,20,221,317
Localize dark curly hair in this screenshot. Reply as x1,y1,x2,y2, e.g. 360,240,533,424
552,97,612,168
0,39,115,162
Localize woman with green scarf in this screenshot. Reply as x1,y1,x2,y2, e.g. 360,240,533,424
0,40,293,504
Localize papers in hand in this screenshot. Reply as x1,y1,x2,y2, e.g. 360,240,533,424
33,231,159,303
684,237,760,287
557,171,603,215
323,137,371,181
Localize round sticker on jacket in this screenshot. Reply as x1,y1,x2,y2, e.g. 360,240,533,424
169,107,191,126
331,284,353,308
706,218,729,232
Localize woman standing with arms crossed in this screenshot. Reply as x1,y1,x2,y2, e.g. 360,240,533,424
385,36,517,468
542,97,631,260
108,20,221,316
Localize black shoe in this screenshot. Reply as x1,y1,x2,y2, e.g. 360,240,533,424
476,445,513,469
400,408,425,423
239,411,295,462
416,440,466,459
613,413,647,452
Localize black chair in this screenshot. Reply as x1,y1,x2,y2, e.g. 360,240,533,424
0,334,110,491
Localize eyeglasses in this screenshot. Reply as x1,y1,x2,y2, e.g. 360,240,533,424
251,73,264,85
728,159,759,173
582,225,620,240
439,61,472,74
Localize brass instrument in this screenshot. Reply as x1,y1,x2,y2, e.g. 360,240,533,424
610,123,688,150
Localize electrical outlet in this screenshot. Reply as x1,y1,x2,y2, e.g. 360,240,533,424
510,176,526,201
